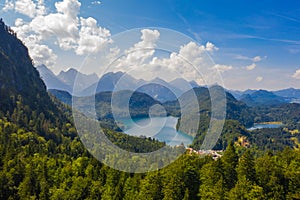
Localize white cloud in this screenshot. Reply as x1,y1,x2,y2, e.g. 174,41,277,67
134,29,160,49
146,41,218,83
150,41,207,74
30,14,79,49
112,38,214,83
91,1,101,5
236,55,265,63
252,56,262,62
256,76,263,82
177,42,206,66
29,0,81,45
15,0,38,18
31,44,57,66
76,17,112,55
14,18,23,26
55,0,80,18
2,0,14,12
4,0,46,18
213,64,233,73
246,63,256,70
118,29,160,68
205,41,219,52
36,0,46,16
9,0,113,67
292,69,300,79
28,0,111,54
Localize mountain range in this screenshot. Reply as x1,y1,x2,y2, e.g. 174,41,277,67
37,64,72,93
38,65,300,106
229,89,300,106
37,65,99,95
57,68,98,94
38,65,199,102
239,90,288,107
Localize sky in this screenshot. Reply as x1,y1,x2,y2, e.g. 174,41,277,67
1,0,300,90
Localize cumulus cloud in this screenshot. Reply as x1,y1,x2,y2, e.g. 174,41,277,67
292,69,300,79
76,17,112,55
146,41,219,83
132,29,160,50
246,63,256,70
149,41,207,72
118,29,160,68
15,0,39,18
256,76,263,82
177,42,206,65
55,0,80,18
8,0,113,67
2,0,14,11
28,0,111,54
3,0,46,18
205,41,219,52
112,36,218,83
29,0,81,49
213,64,233,73
30,44,57,66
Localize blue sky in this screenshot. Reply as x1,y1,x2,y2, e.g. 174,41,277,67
1,0,300,90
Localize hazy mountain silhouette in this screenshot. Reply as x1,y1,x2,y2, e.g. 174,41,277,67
37,64,72,93
57,68,98,94
240,90,287,106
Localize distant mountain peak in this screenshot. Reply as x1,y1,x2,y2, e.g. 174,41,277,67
37,64,72,93
66,68,78,73
274,88,300,100
101,71,124,78
149,77,174,87
58,68,78,77
240,90,287,106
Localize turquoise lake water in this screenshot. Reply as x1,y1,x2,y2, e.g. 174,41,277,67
119,116,194,147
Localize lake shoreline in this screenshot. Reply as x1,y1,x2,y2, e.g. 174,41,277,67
118,116,194,147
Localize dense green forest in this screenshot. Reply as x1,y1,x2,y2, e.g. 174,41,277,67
1,118,300,200
0,19,300,199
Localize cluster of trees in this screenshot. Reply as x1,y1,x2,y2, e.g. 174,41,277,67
251,104,300,132
1,115,300,200
191,118,300,151
249,127,299,151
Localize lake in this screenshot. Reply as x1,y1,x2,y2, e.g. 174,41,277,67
119,116,194,147
247,123,283,130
